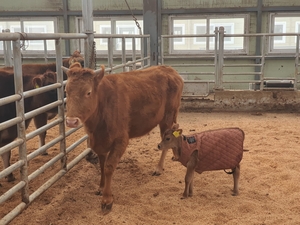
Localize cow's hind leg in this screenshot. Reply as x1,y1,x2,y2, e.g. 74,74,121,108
1,151,15,182
182,150,198,199
100,138,128,214
232,164,240,196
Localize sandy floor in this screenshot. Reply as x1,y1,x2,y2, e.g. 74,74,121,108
1,112,300,225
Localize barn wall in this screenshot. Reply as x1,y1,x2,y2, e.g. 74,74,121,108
180,90,300,112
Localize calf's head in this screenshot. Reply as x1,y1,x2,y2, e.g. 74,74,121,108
62,62,105,128
158,124,182,160
32,70,58,106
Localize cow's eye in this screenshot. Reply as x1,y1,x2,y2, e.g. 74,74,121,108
166,137,170,141
87,92,91,96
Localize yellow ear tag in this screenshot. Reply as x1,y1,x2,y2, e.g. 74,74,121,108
35,84,40,89
172,130,180,138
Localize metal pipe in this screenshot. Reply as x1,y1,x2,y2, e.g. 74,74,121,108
24,101,62,121
27,135,64,161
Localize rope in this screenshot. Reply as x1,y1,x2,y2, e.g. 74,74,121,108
124,0,142,35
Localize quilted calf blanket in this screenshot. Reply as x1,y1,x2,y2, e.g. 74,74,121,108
178,128,245,174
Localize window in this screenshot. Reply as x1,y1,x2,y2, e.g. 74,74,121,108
0,18,57,54
173,24,185,44
77,17,144,54
169,14,248,54
270,13,300,53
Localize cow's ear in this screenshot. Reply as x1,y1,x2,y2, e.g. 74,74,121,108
32,76,43,88
94,65,105,82
172,124,179,130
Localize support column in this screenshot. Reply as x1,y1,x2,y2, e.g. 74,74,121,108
82,0,95,69
143,0,161,65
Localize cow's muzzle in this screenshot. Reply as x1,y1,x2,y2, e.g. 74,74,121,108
66,117,80,128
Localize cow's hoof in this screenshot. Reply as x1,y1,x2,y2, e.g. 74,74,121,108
95,190,102,196
42,152,48,156
101,202,113,215
6,174,15,182
152,171,161,176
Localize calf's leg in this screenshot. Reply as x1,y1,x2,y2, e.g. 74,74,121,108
153,120,177,176
182,150,198,199
232,164,240,196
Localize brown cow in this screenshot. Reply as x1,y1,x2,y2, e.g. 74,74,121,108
158,125,245,198
0,50,83,160
0,70,58,182
62,62,183,214
1,50,84,78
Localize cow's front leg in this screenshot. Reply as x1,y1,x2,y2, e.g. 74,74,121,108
153,149,168,176
33,113,48,155
101,139,128,214
96,154,107,195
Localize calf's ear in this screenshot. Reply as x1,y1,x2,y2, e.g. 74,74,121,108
32,76,43,88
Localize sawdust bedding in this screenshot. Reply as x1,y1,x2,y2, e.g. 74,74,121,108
1,112,300,225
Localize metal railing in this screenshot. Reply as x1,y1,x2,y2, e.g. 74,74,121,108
161,27,300,96
0,30,150,224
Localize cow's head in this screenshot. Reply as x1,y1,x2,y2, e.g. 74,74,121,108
157,124,182,160
64,50,84,68
62,62,105,128
31,70,58,107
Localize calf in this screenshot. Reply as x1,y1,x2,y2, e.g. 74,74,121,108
158,124,245,198
0,70,58,181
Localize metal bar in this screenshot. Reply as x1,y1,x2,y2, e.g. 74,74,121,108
0,33,88,40
0,138,23,156
223,72,262,75
0,202,27,225
27,135,64,161
180,72,215,75
295,35,299,91
0,117,22,132
94,34,149,38
0,181,26,204
12,38,30,204
217,27,224,90
66,135,88,154
108,37,113,72
62,0,71,56
224,64,263,67
66,148,91,170
122,37,126,72
132,37,136,70
55,38,67,171
260,35,266,90
0,160,25,180
26,118,62,141
24,101,62,121
28,152,65,182
170,64,215,67
23,83,61,98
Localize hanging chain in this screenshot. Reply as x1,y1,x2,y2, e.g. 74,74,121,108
89,40,96,69
124,0,142,35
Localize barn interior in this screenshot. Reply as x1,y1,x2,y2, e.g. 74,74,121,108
0,0,300,224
